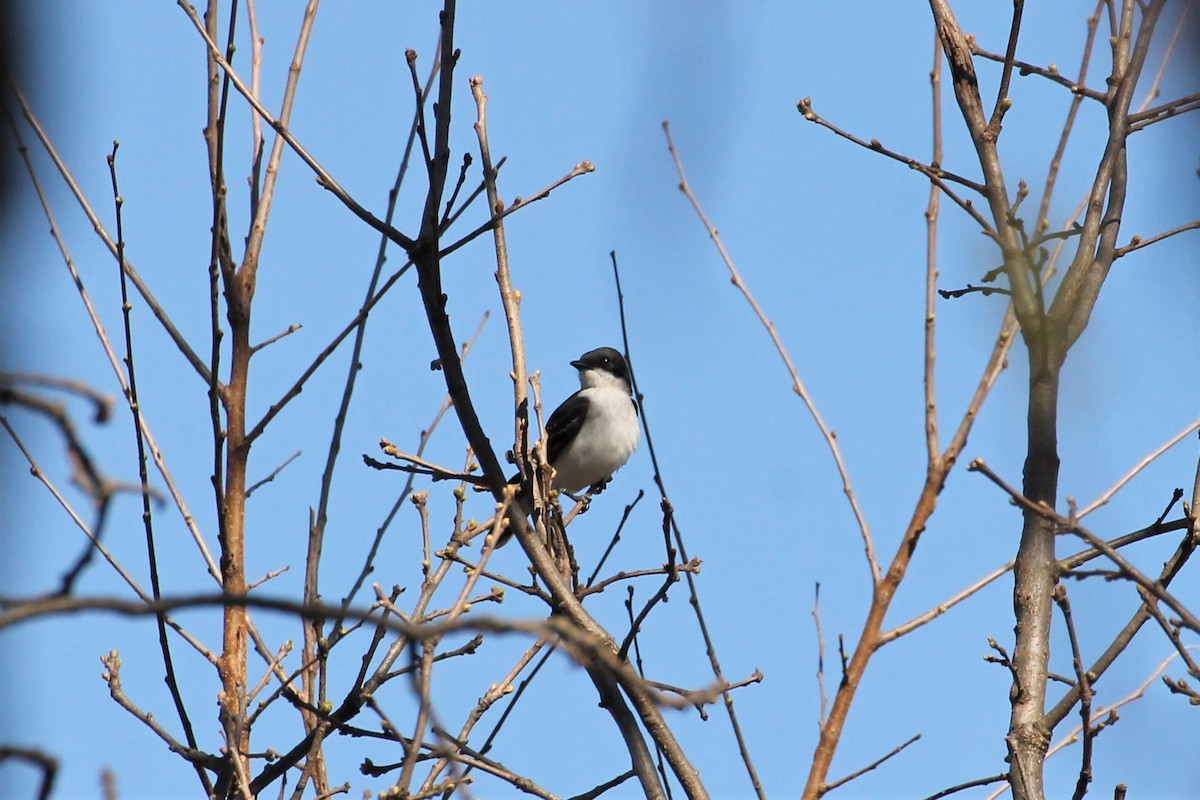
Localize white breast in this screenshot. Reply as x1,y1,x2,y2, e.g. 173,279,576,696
551,386,640,492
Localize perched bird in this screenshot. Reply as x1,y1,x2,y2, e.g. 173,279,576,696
499,346,640,546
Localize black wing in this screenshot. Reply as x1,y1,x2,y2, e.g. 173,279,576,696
545,391,588,465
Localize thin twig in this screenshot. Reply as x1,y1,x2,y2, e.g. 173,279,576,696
1113,219,1200,258
107,141,205,789
813,583,828,728
920,773,1010,800
972,43,1106,103
610,251,763,800
7,80,212,383
1076,416,1200,517
245,450,302,498
820,734,921,795
987,0,1025,133
4,101,222,584
924,38,943,462
663,121,879,585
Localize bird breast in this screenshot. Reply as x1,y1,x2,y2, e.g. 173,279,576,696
552,386,639,492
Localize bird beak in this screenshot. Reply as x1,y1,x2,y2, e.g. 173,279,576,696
570,359,586,370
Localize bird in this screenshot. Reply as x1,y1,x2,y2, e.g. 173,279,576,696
498,346,640,546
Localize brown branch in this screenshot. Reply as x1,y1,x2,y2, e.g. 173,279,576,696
107,140,208,794
796,97,993,231
663,120,879,586
416,637,551,794
920,773,1010,800
987,0,1026,132
243,0,318,275
100,651,223,773
813,584,829,729
579,559,701,599
1128,91,1200,130
584,488,647,587
1113,219,1200,258
795,98,986,196
175,0,419,253
1075,416,1200,516
1046,523,1195,730
1039,650,1186,800
469,74,532,508
437,160,595,261
6,81,212,384
244,450,301,498
249,322,301,354
1051,586,1095,800
882,559,1013,643
924,38,944,462
617,501,681,662
567,770,636,800
971,43,1107,103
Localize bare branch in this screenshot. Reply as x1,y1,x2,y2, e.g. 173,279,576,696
796,97,993,231
1076,416,1200,517
663,120,879,586
174,0,420,253
6,81,212,383
821,733,921,795
971,43,1106,103
1113,219,1200,258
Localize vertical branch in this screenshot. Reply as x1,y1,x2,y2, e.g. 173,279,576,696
470,81,689,800
246,0,264,214
988,0,1025,132
107,143,211,796
299,510,331,797
209,2,321,793
611,252,762,799
206,0,237,599
1192,437,1200,543
1052,586,1095,800
209,11,253,798
1032,1,1104,242
927,0,1041,330
924,37,943,462
1046,0,1165,349
926,4,1168,800
241,0,319,269
470,76,530,485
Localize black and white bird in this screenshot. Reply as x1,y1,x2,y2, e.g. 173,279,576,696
500,346,640,545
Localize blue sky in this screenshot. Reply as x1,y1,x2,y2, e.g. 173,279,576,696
2,2,1198,799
